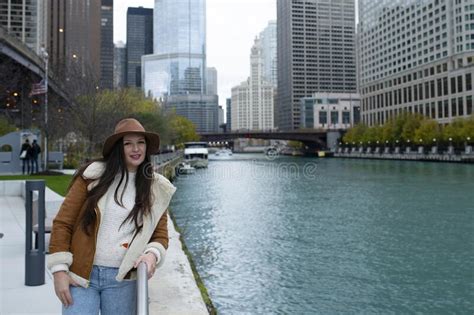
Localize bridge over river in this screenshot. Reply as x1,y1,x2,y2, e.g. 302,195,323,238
199,130,344,150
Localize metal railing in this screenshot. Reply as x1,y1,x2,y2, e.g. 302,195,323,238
137,262,149,315
153,151,183,165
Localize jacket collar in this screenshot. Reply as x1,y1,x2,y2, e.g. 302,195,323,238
82,161,177,212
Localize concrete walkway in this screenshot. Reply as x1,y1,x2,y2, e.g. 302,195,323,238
0,189,208,314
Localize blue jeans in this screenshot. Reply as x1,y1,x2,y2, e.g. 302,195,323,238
63,265,136,315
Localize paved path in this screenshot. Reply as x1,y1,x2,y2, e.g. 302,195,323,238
0,190,208,315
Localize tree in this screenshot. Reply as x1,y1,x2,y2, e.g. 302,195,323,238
0,117,16,136
414,119,440,145
443,118,466,146
131,110,172,146
169,115,199,146
59,64,169,159
460,115,474,144
381,119,396,144
343,124,367,145
0,57,41,129
362,126,382,145
401,113,424,142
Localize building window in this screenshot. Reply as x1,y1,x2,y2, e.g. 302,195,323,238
444,100,449,118
342,111,350,124
452,98,457,117
457,75,463,93
331,111,339,125
437,78,442,97
466,73,472,91
451,77,456,94
319,111,327,125
467,95,473,115
459,97,464,116
304,103,314,128
438,101,443,118
443,77,448,95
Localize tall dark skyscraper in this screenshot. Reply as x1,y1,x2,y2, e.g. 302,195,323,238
44,0,114,88
100,0,114,90
114,41,126,89
126,7,153,88
276,0,357,130
226,98,232,131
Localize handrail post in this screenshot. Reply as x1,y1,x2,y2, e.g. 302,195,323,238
137,262,149,315
25,180,45,286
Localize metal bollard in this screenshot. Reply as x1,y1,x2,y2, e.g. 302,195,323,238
137,262,149,315
25,180,45,286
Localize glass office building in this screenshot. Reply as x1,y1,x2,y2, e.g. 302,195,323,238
143,0,206,98
143,0,218,132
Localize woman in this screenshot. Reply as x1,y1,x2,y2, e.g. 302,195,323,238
47,118,176,314
20,139,31,175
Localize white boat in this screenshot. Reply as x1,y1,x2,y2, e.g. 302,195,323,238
210,148,233,160
178,163,196,175
184,142,209,168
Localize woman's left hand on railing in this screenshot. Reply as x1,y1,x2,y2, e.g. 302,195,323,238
134,253,157,279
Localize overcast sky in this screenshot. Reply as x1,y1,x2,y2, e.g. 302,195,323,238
114,0,276,104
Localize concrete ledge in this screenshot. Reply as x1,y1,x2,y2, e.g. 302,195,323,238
150,216,209,315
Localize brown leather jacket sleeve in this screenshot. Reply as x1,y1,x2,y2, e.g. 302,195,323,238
49,176,89,254
150,210,169,249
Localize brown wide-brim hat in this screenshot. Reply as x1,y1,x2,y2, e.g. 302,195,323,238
102,118,160,157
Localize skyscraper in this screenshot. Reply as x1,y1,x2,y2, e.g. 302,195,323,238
143,0,206,97
231,37,274,131
226,98,232,131
65,0,101,79
126,7,153,88
45,0,101,81
142,0,218,133
100,0,114,90
276,0,357,130
259,20,277,86
206,67,218,95
0,0,47,54
114,41,126,89
358,0,474,126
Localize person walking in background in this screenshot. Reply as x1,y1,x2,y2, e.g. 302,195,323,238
47,118,176,314
29,140,41,174
20,139,31,175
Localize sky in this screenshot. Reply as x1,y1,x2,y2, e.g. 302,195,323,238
113,0,276,105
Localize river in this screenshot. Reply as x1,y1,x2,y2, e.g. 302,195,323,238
170,154,474,314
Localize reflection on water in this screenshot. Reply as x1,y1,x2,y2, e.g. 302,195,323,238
171,155,474,314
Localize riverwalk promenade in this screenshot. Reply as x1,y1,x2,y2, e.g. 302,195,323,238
0,175,208,314
333,146,474,163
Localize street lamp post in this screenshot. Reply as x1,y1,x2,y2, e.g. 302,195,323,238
40,47,49,172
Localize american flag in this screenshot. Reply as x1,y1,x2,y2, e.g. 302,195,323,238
29,80,47,97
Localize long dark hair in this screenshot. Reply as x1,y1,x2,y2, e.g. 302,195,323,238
71,138,154,236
